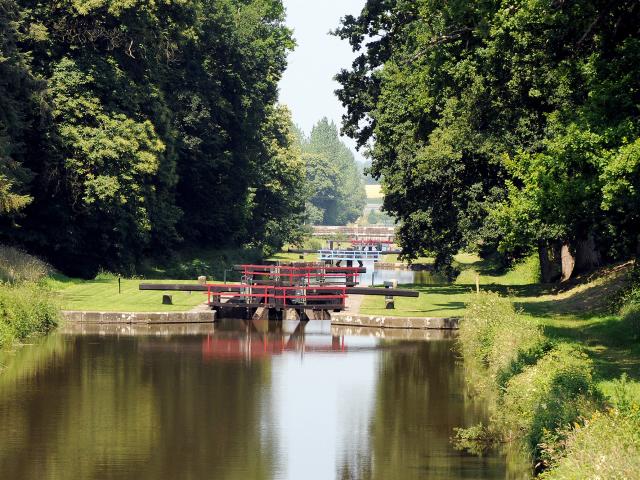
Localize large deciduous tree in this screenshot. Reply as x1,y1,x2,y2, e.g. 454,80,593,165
0,0,39,217
0,0,299,276
335,0,640,278
300,118,366,226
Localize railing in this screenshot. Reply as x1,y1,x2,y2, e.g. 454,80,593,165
238,264,360,286
318,249,381,261
311,226,395,237
350,239,394,245
206,284,347,309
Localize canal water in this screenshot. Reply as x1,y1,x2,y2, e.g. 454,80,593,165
361,267,441,287
0,321,527,480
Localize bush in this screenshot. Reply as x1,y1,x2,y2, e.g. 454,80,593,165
0,245,51,283
618,300,640,342
307,238,324,251
500,344,602,454
459,292,547,387
157,248,263,280
540,376,640,479
0,283,59,348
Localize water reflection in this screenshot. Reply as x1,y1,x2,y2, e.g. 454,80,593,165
0,321,527,479
359,267,443,286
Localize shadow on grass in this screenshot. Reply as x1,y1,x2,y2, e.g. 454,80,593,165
47,273,115,286
543,315,640,382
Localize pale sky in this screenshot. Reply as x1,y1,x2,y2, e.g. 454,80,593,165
279,0,367,163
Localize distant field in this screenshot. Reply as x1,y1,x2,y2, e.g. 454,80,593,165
365,184,383,199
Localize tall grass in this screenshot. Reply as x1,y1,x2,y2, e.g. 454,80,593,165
617,285,640,342
0,245,50,283
0,246,59,349
0,283,59,348
540,375,640,479
500,344,602,453
455,292,602,470
458,291,548,387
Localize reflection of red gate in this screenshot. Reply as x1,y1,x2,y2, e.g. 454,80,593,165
201,334,347,359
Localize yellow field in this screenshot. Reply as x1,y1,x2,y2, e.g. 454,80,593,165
365,184,383,199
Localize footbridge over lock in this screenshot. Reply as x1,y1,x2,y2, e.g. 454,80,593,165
311,225,395,242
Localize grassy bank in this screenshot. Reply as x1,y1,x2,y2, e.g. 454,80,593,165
453,271,640,477
47,274,208,312
359,253,540,317
0,247,59,349
49,243,328,312
359,250,640,475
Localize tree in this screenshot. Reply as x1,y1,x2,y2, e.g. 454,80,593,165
335,0,640,278
302,118,366,225
248,105,307,252
0,0,300,276
0,0,38,216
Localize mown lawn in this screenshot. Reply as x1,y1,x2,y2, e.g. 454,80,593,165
360,253,541,317
267,251,318,262
359,284,475,318
48,276,209,312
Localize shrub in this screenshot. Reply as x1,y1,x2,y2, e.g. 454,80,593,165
307,238,324,251
0,245,51,283
451,423,501,456
459,291,547,387
540,375,640,479
500,344,602,454
0,283,59,348
618,301,640,342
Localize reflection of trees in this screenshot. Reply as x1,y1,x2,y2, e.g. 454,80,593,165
338,340,506,480
0,334,275,480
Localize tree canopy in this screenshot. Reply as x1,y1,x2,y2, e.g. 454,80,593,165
298,118,366,226
335,0,640,278
0,0,304,276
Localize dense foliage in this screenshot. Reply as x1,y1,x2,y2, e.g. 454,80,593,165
0,0,304,276
455,292,603,470
297,118,366,225
0,246,57,348
335,0,640,277
0,0,38,216
540,376,640,479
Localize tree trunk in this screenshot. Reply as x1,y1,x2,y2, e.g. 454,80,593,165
560,243,575,282
538,240,553,283
574,233,600,274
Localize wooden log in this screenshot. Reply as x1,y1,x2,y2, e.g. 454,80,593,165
139,284,419,297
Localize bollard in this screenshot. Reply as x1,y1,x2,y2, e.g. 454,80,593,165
384,279,398,309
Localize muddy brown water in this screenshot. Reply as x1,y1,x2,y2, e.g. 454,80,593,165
0,321,529,479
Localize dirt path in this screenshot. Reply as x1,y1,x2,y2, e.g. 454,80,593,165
345,293,364,313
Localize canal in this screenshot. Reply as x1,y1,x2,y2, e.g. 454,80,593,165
0,321,528,479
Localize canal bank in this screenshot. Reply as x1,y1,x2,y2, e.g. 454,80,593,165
331,312,459,329
333,292,460,330
61,309,215,324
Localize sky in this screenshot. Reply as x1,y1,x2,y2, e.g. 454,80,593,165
279,0,367,163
